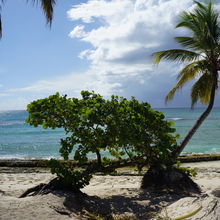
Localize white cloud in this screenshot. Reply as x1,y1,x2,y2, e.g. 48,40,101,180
10,70,122,98
67,0,133,23
66,0,194,105
69,25,87,38
8,0,200,110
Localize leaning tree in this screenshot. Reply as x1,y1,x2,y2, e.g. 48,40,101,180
153,1,220,159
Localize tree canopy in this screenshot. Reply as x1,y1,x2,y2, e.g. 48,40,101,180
26,91,178,190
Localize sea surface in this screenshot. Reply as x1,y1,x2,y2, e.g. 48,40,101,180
0,108,220,159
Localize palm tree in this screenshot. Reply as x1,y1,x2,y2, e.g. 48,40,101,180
0,0,57,38
153,1,220,159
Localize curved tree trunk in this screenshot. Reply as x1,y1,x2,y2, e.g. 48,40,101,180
142,70,218,192
172,70,218,159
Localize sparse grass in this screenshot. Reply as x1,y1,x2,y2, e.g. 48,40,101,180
82,210,138,220
82,209,105,220
156,205,202,220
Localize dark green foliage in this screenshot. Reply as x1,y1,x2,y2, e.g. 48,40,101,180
49,159,92,190
26,91,178,190
175,160,197,177
141,166,200,193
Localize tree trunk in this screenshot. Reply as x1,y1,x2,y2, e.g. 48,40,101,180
172,70,218,159
96,150,102,167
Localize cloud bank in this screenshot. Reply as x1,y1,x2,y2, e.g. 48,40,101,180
67,0,194,106
6,0,200,109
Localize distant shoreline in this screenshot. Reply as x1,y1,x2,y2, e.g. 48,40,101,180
0,153,220,167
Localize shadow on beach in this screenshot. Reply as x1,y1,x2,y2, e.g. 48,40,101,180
51,188,192,219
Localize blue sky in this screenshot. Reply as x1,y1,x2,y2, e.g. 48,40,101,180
0,1,87,90
0,0,219,110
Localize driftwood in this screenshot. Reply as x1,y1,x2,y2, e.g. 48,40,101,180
19,177,83,198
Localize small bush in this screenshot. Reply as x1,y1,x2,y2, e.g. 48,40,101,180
176,161,197,177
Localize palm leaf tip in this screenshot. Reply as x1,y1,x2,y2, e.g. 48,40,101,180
30,0,56,25
0,2,2,38
152,52,162,64
0,14,2,39
41,0,56,26
165,88,176,104
152,50,172,64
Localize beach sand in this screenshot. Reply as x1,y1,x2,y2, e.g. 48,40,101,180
0,161,220,219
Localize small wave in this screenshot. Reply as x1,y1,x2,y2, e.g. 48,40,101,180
0,121,25,126
168,117,183,121
209,147,220,153
181,152,208,156
0,110,26,116
181,149,220,156
0,155,61,160
168,117,220,121
207,117,220,120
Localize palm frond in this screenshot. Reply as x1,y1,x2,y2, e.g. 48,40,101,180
176,1,220,50
0,0,56,39
174,37,202,51
177,60,209,80
0,1,3,38
175,11,196,30
153,49,200,64
165,60,208,103
161,1,220,105
0,13,2,39
191,72,213,107
40,0,56,26
165,87,179,104
30,0,56,25
196,1,220,47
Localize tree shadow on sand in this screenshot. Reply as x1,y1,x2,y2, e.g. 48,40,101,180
51,188,199,219
19,173,201,219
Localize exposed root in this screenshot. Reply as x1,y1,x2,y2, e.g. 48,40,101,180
19,183,47,198
19,177,81,198
53,207,71,216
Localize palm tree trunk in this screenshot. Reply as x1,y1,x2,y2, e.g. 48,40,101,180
172,71,218,159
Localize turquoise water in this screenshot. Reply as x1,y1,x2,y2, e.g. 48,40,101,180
0,111,65,159
162,108,220,154
0,108,219,159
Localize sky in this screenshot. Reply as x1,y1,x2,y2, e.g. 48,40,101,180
0,0,219,110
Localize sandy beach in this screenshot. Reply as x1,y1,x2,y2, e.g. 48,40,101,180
0,161,220,219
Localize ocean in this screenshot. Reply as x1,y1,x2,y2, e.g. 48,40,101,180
0,108,219,159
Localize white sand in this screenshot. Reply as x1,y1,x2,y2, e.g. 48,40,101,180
0,161,220,219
